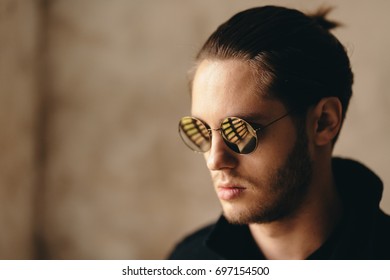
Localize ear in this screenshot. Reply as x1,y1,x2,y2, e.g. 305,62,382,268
309,97,343,146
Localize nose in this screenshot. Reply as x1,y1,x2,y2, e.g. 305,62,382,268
206,130,238,171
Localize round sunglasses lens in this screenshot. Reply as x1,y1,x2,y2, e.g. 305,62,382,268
178,117,211,152
221,117,257,154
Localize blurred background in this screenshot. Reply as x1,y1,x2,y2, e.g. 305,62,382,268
0,0,389,259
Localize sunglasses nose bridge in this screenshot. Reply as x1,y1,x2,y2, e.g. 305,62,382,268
209,127,222,133
207,127,230,150
210,127,229,144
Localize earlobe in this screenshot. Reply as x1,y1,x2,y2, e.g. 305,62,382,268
312,97,342,146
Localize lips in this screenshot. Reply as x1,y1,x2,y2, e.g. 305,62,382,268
217,184,245,200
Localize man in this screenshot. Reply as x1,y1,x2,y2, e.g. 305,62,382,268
170,6,390,259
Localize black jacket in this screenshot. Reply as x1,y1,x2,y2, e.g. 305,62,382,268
169,158,390,259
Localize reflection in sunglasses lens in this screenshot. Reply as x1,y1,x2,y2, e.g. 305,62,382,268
179,117,258,154
179,117,210,152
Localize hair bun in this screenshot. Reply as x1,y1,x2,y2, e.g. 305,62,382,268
308,6,341,31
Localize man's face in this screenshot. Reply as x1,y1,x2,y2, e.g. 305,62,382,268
191,59,313,224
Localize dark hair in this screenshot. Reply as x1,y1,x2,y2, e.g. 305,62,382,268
194,6,354,141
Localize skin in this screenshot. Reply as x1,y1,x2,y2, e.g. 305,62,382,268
191,59,344,259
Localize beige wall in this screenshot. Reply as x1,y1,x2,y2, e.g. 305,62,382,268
1,0,389,259
0,0,40,259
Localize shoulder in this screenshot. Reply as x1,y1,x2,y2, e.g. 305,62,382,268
373,210,390,259
168,223,221,260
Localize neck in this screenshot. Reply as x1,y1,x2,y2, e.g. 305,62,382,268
249,158,343,260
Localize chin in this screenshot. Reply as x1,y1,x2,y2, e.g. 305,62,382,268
221,201,264,225
221,199,289,225
223,209,260,225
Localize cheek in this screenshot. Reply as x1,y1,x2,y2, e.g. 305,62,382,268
248,127,297,170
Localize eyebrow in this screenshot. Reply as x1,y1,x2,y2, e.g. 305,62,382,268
231,113,269,123
191,113,269,127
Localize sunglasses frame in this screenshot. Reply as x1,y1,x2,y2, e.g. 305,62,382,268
178,112,291,155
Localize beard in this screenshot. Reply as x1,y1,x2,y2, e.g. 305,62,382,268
223,123,313,225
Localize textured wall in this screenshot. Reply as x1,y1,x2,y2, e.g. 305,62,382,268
40,0,217,259
1,0,389,259
40,0,390,259
0,0,40,259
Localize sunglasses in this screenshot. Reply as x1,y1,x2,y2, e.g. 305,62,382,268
178,112,290,154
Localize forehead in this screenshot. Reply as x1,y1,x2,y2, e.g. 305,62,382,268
191,59,285,124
